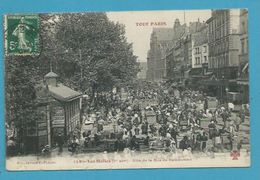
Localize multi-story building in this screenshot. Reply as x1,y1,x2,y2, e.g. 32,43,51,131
147,19,186,82
237,9,249,103
172,38,185,82
166,19,207,86
183,34,192,70
206,9,241,99
192,43,208,68
146,28,174,81
185,21,208,70
165,19,187,82
191,25,209,72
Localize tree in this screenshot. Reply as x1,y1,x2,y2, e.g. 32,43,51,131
5,55,41,153
53,13,140,95
5,12,140,152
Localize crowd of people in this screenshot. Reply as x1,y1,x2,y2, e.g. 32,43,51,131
57,82,248,155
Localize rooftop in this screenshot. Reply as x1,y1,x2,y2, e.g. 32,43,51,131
193,28,208,46
44,71,58,78
48,83,82,102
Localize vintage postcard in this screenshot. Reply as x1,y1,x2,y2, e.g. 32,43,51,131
4,9,250,170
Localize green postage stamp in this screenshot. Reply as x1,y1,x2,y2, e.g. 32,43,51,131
4,14,40,56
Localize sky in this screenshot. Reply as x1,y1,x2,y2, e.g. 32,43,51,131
107,10,211,62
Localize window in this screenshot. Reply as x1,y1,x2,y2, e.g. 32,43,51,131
223,55,225,67
241,39,245,54
223,25,226,36
226,54,229,66
204,56,207,63
203,46,207,53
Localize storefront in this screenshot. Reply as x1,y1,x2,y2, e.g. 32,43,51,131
237,79,249,104
202,77,239,102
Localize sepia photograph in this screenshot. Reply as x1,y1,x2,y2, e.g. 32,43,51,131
4,9,250,170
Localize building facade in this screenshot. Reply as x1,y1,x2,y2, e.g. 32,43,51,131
206,9,241,100
193,43,208,69
165,19,208,87
192,25,209,69
237,9,249,103
147,19,186,82
165,19,187,82
146,28,174,81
